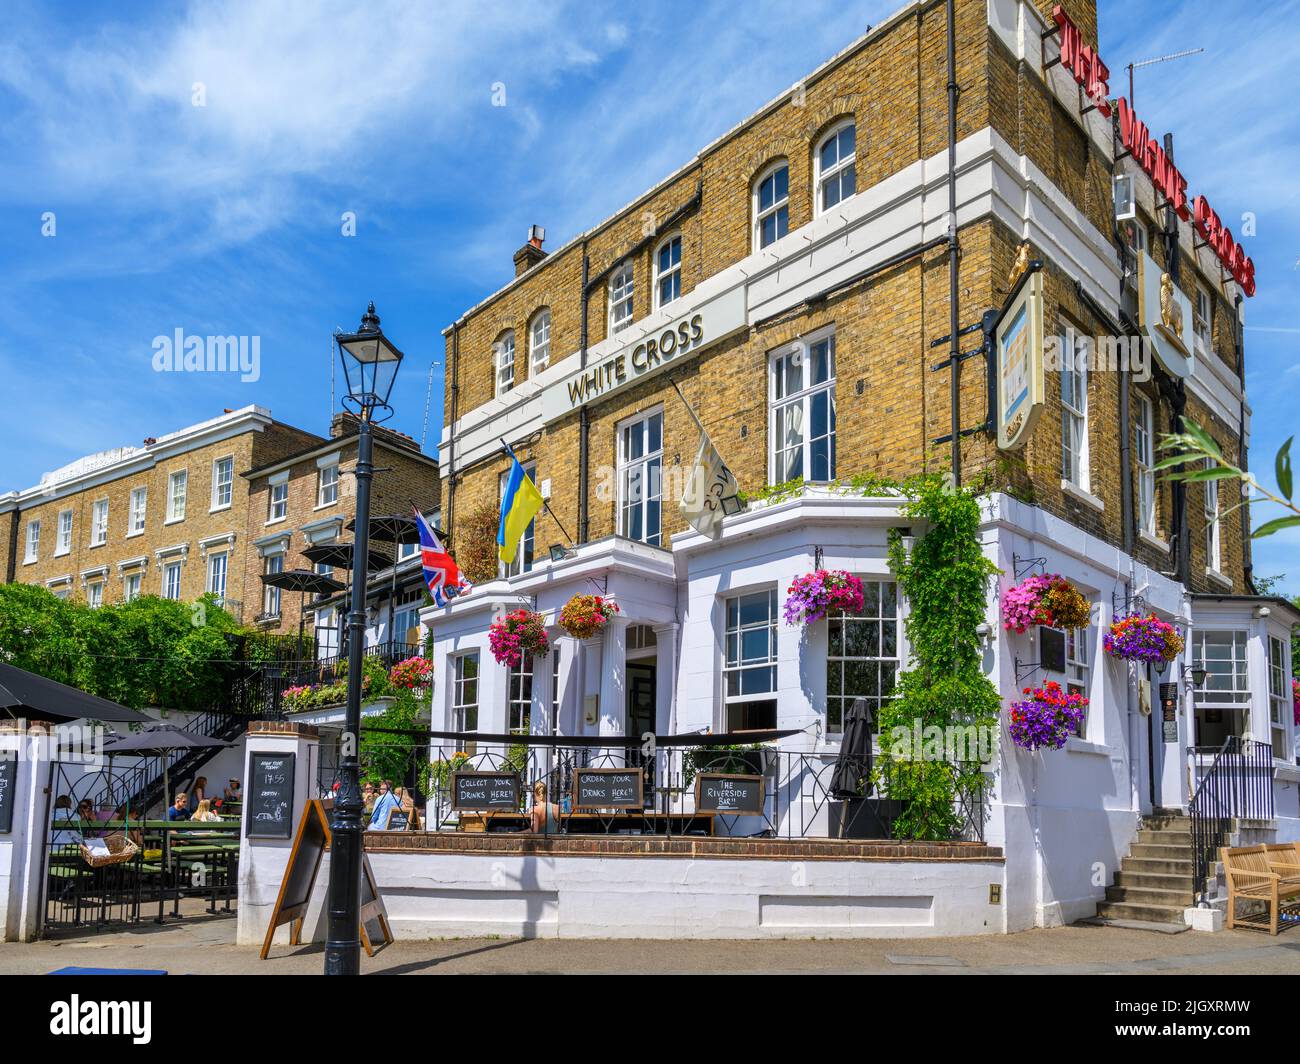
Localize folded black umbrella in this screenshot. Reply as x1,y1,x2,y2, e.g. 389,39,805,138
0,661,152,724
829,697,874,800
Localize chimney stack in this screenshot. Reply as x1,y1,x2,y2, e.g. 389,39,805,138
513,225,547,277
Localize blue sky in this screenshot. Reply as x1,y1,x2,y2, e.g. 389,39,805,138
1,0,1296,592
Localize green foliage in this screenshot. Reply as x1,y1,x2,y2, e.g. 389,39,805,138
738,473,899,507
877,473,1000,840
360,687,426,788
0,583,85,687
682,743,769,787
457,502,502,585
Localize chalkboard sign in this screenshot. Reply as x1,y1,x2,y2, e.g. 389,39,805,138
384,807,413,831
573,768,643,809
695,773,765,816
0,753,15,834
452,771,520,812
246,752,295,838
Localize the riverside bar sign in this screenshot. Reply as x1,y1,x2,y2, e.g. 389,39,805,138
1051,4,1256,296
542,286,746,423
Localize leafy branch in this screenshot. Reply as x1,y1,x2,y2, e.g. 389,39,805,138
1155,418,1298,539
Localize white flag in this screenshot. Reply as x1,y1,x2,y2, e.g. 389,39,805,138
680,429,740,540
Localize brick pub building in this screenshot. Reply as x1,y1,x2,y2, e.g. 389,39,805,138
416,0,1297,934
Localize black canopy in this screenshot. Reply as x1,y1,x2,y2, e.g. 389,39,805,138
260,569,346,595
344,514,419,545
102,724,231,754
301,542,393,573
829,697,874,800
0,661,152,724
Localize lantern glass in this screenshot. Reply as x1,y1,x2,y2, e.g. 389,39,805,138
337,303,403,410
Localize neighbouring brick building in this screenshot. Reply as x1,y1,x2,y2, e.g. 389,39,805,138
0,406,319,617
241,412,441,648
427,0,1297,934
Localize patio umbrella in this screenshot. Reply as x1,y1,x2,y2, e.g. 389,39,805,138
0,661,152,725
829,696,875,801
301,542,393,658
260,569,346,662
343,514,421,655
103,724,231,824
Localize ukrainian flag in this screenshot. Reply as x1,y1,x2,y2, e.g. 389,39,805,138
497,454,544,565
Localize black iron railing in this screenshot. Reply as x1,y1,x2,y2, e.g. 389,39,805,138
320,736,989,842
1188,737,1275,905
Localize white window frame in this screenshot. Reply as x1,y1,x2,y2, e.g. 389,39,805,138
452,652,480,732
56,509,73,555
1204,458,1221,573
825,579,900,737
207,551,228,599
1268,635,1290,760
1194,285,1212,353
616,408,664,547
815,119,857,215
1064,624,1092,738
24,519,39,563
211,456,234,511
87,581,104,609
608,261,634,334
167,470,187,523
499,463,537,578
753,161,790,251
163,561,182,601
769,328,837,485
722,588,779,732
493,330,515,397
507,655,533,734
129,487,147,535
1192,629,1250,707
269,480,288,523
1135,394,1156,536
90,498,108,546
653,233,682,309
263,554,283,616
1060,323,1090,491
124,572,142,602
529,308,551,372
1124,219,1149,291
317,463,339,507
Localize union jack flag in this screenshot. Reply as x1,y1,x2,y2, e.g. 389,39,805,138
415,508,469,607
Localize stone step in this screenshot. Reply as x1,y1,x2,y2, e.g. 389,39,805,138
1124,856,1197,877
1113,869,1197,893
1130,842,1195,860
1095,900,1189,924
1077,916,1189,934
1136,828,1192,845
1106,884,1194,906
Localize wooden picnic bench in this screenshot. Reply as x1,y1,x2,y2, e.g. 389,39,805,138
1221,844,1300,934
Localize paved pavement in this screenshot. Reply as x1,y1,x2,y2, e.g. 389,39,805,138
5,909,1300,974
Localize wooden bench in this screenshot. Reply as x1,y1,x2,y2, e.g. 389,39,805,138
1264,842,1300,888
1221,844,1300,934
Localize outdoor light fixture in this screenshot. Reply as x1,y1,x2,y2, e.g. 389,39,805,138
324,301,403,978
549,543,576,563
336,301,405,417
1181,663,1208,687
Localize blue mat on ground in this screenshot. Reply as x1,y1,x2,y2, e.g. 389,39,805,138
47,966,168,975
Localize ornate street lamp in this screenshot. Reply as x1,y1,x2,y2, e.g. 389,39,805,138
324,301,403,976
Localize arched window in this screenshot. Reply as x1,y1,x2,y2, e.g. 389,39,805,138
815,119,856,215
609,261,634,334
493,329,515,397
653,233,682,309
752,161,789,251
529,308,551,371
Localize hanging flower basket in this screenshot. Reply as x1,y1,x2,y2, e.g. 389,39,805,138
558,594,620,640
390,656,433,690
1008,681,1088,751
783,570,864,627
1103,613,1184,665
1001,573,1091,633
488,609,550,669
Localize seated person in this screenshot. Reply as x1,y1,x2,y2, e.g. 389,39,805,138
190,799,222,823
529,781,561,834
362,781,376,815
224,778,242,803
367,780,399,829
167,792,191,821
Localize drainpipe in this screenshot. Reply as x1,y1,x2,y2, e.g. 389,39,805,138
1233,293,1256,593
578,243,591,544
5,507,17,583
446,321,460,536
945,0,962,484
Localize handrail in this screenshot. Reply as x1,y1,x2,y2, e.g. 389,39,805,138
1187,735,1275,905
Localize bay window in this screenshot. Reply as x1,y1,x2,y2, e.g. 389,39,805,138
723,589,778,731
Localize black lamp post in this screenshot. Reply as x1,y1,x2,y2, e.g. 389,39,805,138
324,301,403,976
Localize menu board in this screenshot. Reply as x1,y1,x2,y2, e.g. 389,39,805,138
0,753,15,834
451,771,520,812
384,807,412,831
572,768,643,809
695,773,765,816
246,753,295,838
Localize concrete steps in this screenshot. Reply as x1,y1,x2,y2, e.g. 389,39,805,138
1087,813,1198,928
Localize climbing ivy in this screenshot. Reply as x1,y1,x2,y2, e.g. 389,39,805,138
877,474,1001,840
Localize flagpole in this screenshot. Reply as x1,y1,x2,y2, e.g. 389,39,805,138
499,437,576,547
667,376,706,434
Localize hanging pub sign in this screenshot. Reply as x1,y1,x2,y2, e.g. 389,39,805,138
1137,251,1193,379
994,259,1045,451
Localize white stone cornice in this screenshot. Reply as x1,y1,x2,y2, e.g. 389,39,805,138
198,532,237,559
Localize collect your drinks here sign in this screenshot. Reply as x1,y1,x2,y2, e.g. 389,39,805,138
541,286,746,424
